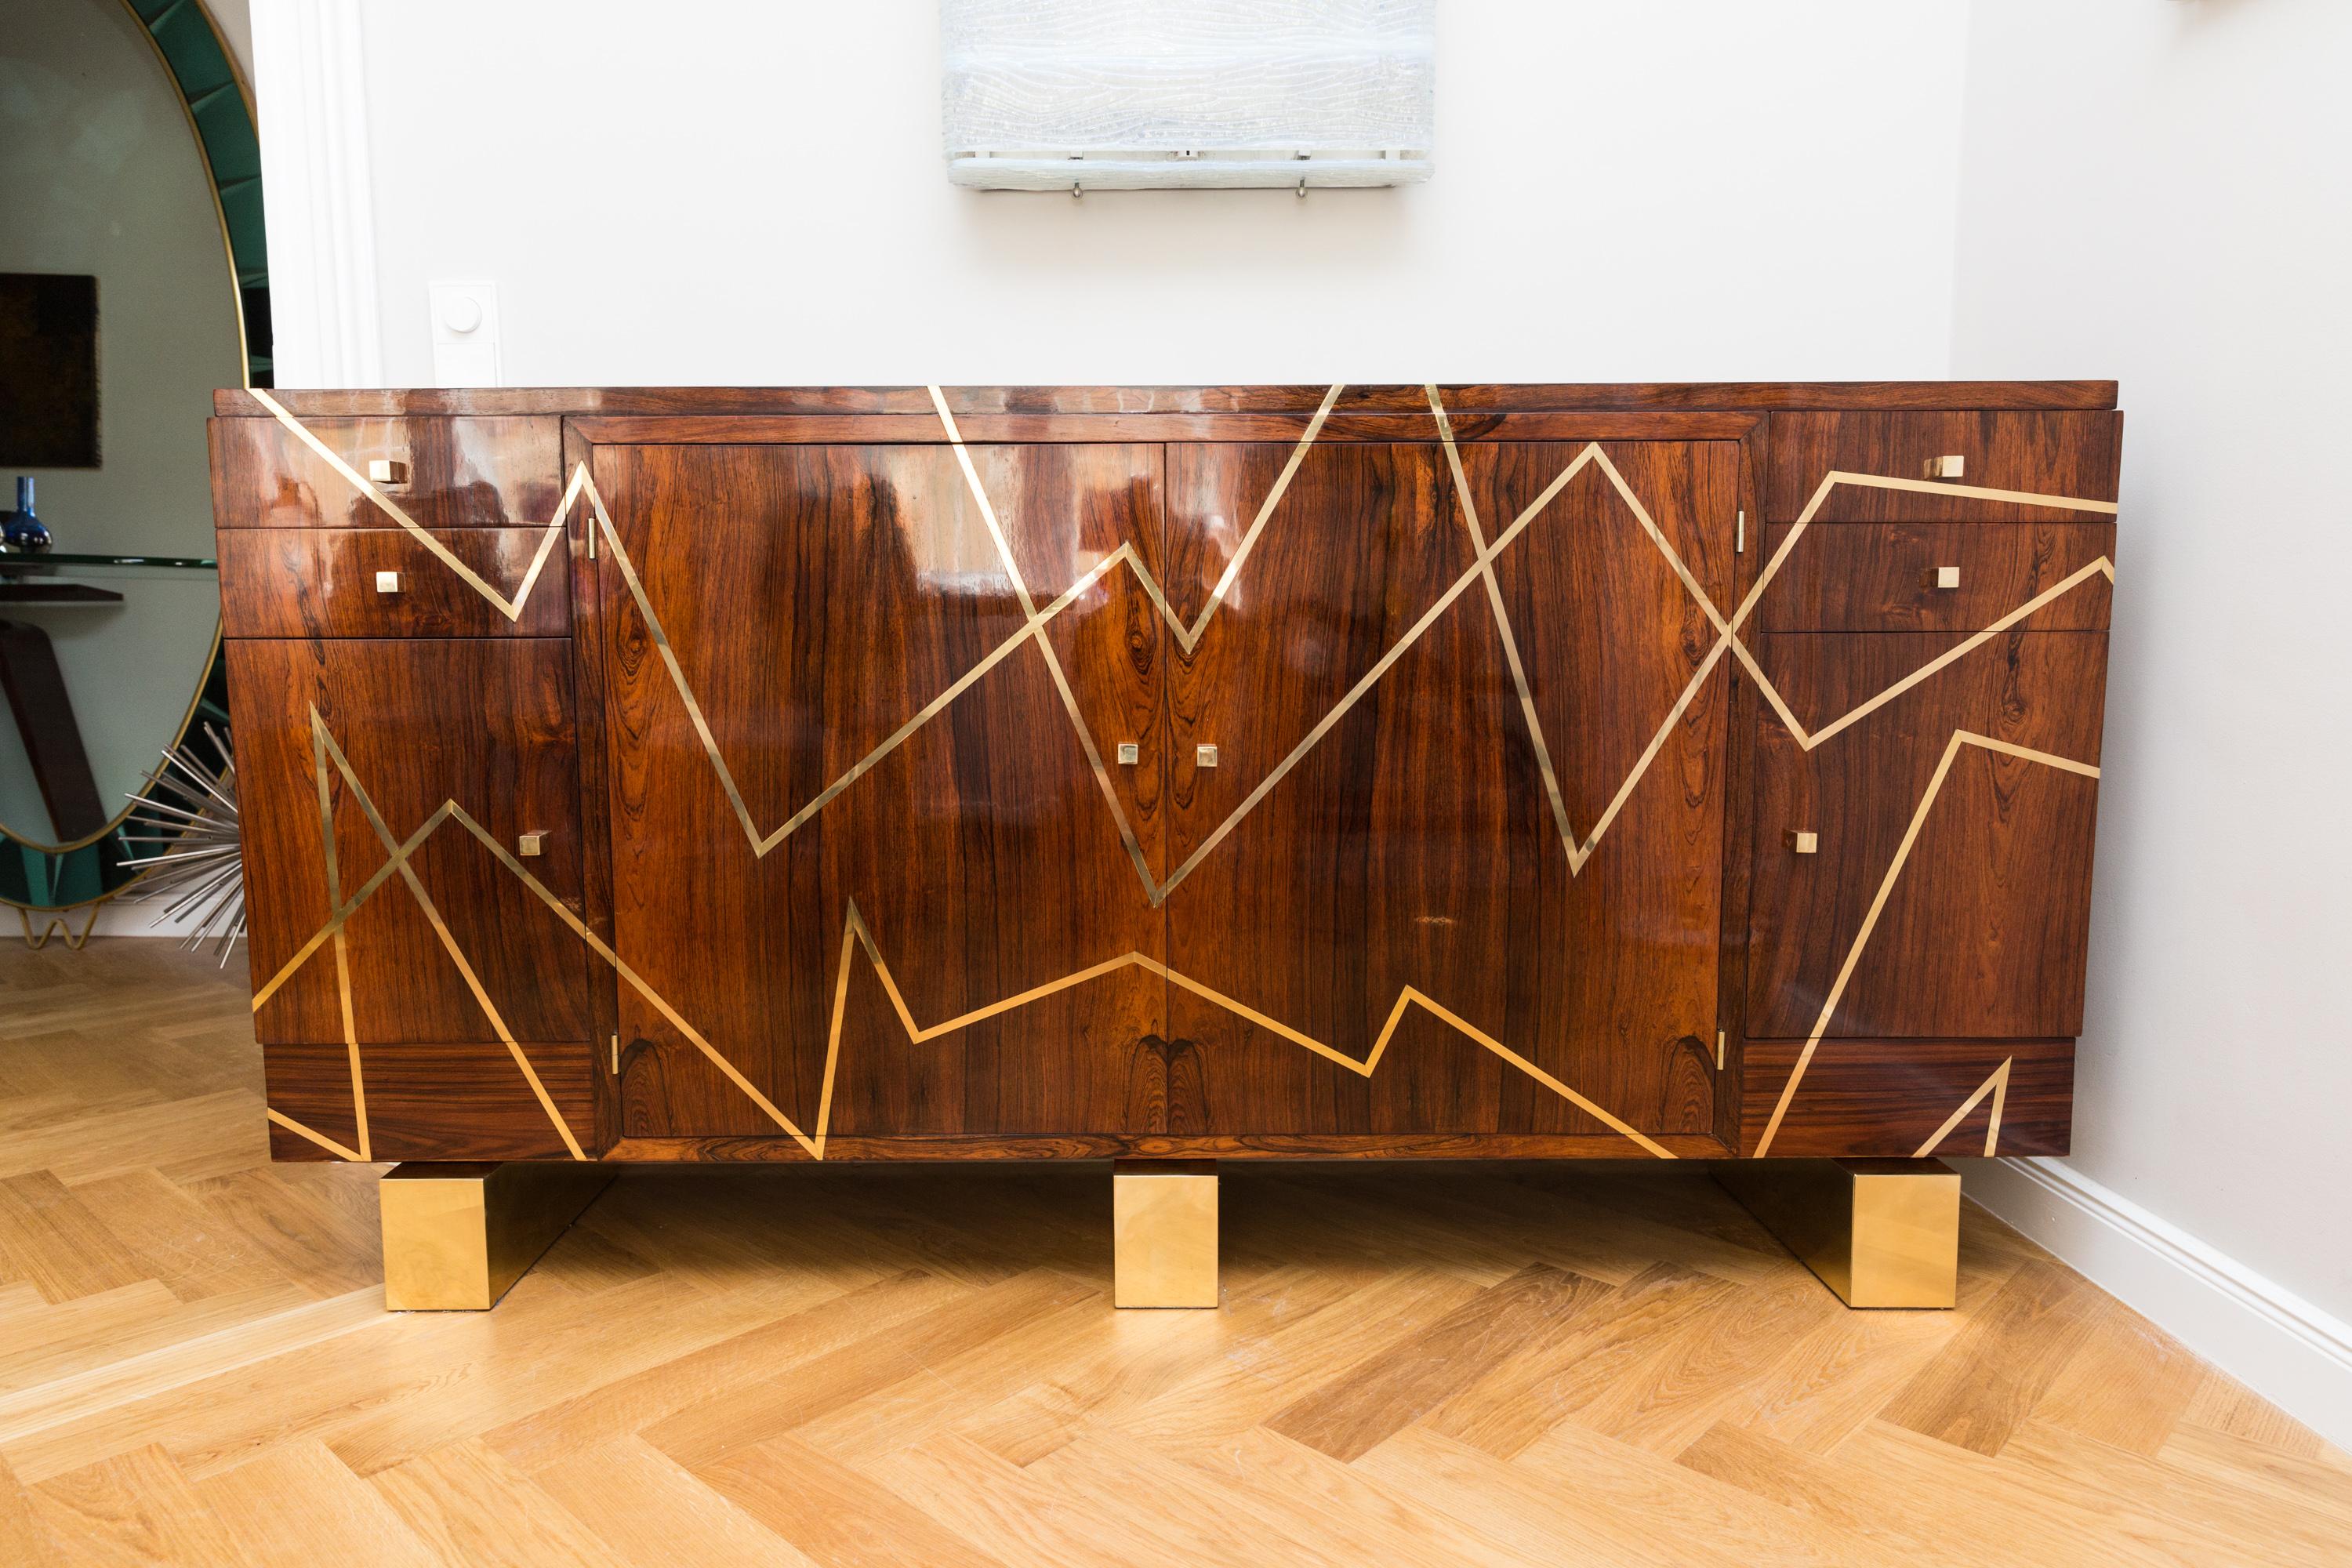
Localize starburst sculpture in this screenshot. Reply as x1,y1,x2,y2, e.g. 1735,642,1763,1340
122,722,244,964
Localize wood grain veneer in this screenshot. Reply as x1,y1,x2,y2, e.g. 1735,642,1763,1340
219,528,572,638
212,383,2118,1166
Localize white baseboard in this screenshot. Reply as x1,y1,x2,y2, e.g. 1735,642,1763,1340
1965,1156,2352,1450
88,902,206,939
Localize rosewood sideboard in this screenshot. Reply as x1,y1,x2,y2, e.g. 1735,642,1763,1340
207,382,2121,1308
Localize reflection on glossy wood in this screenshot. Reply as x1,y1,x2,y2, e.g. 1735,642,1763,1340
594,442,1165,1141
1162,441,1504,1135
1756,521,2115,633
219,528,572,637
1161,441,1730,1142
218,379,2122,419
1471,442,1733,1138
566,412,1766,448
203,383,2120,1171
1746,630,2108,1040
1766,412,2122,521
227,638,592,1047
209,415,563,529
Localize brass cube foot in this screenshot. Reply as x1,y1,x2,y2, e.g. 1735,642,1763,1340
379,1160,615,1310
1717,1158,1960,1308
1112,1158,1218,1308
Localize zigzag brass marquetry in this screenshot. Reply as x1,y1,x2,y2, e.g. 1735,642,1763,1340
251,711,1678,1160
245,390,2107,906
212,383,2122,1292
1751,729,2100,1156
1914,1057,2014,1160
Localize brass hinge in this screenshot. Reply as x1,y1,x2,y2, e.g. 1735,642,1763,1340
1735,510,1745,554
610,1033,619,1075
1716,1029,1726,1071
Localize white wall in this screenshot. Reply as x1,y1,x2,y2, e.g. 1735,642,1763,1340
1951,0,2352,1426
341,1,1972,387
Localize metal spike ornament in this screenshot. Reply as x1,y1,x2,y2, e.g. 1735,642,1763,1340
122,721,245,964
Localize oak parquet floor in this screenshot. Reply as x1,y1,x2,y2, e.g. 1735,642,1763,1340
2,938,2345,1566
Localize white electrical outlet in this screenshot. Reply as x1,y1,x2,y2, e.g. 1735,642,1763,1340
428,281,501,387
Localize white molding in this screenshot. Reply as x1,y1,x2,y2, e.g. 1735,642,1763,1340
1967,1156,2352,1450
249,0,383,387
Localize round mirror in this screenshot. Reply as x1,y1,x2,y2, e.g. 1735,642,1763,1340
0,0,265,935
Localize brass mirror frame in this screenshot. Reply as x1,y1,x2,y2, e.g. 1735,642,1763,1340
2,0,266,923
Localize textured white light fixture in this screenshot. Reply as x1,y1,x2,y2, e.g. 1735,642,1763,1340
941,0,1434,191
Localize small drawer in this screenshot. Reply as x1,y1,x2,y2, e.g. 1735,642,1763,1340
219,527,572,637
1737,1038,2073,1157
265,1040,595,1161
209,415,564,529
1755,521,2114,632
1766,411,2121,521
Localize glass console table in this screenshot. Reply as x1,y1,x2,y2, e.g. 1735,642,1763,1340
0,553,223,912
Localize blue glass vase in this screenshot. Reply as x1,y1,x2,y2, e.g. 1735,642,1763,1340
2,477,52,553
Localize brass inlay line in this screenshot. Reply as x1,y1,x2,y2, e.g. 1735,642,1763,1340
248,405,2124,1161
1722,469,2118,752
923,383,1338,901
926,386,1041,620
311,720,368,1160
310,718,587,1163
1161,383,1341,655
249,804,456,1011
1753,731,2100,1156
1428,387,1577,869
257,713,591,1161
928,390,1165,898
1913,1057,2013,1159
431,797,815,1152
260,719,1675,1160
266,1107,361,1163
249,389,581,623
588,475,1149,869
821,902,1674,1160
332,933,365,1161
256,401,2119,909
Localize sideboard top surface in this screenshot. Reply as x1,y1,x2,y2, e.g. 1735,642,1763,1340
216,381,2119,419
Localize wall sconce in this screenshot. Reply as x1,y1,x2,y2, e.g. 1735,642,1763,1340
941,0,1435,193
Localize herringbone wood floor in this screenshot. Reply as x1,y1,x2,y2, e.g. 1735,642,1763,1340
2,940,2346,1566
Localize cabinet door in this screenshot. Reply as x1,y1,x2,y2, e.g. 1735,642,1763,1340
1744,630,2107,1041
592,441,1167,1146
1160,440,1735,1148
230,637,597,1161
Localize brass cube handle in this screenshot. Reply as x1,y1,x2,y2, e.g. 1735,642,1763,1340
1922,454,1965,480
517,832,546,858
374,571,401,593
1196,744,1219,768
1116,742,1141,766
1785,829,1819,854
366,459,411,485
1922,565,1961,590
